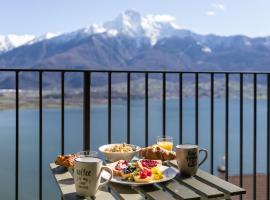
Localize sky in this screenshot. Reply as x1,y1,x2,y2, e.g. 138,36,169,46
0,0,269,37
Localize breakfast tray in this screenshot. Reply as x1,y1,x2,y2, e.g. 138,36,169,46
50,160,245,200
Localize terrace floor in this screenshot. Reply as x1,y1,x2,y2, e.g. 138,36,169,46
219,173,268,200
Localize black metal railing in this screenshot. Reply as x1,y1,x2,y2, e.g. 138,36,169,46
0,68,269,200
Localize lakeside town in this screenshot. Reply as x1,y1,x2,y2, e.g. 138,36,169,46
0,78,266,110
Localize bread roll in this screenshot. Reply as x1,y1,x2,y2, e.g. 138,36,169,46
139,145,176,161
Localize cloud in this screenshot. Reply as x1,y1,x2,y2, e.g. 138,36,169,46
145,14,183,29
154,15,175,23
211,3,225,11
206,11,216,16
205,3,225,16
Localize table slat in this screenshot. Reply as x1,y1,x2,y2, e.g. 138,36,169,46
196,169,246,195
169,160,245,196
179,176,224,198
138,185,176,200
168,161,224,199
159,180,201,200
108,183,144,200
60,185,115,200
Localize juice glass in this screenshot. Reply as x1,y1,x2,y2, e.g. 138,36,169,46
157,136,173,151
77,150,98,158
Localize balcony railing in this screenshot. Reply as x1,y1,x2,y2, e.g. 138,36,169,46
0,68,269,200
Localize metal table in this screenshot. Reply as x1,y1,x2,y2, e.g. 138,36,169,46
50,160,245,200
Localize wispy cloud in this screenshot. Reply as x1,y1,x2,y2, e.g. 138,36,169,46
206,3,225,16
211,3,225,11
206,11,216,16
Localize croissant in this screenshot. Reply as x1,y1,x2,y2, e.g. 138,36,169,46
55,154,78,168
139,145,176,161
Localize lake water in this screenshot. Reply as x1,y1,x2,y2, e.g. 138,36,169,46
0,98,268,200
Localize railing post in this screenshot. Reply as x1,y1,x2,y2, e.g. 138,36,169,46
267,74,270,200
83,72,90,151
108,72,112,144
15,71,19,200
253,74,257,200
39,71,43,200
127,72,131,144
179,73,183,144
162,73,166,137
195,73,199,145
145,73,149,147
210,73,214,174
225,73,229,181
240,73,243,200
266,74,270,199
61,72,65,155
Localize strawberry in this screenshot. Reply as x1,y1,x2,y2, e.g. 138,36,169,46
139,169,152,179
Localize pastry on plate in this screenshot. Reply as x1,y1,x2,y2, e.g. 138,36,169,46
55,154,78,168
112,160,129,176
139,145,176,161
136,159,162,170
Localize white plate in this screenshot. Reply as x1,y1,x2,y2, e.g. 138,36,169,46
101,164,177,186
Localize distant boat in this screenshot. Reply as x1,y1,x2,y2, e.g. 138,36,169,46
218,155,226,173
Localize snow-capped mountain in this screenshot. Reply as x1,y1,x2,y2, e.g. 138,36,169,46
27,9,186,46
1,9,270,89
0,34,35,53
40,10,189,46
0,10,191,54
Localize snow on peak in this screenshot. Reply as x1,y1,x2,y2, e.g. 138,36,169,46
27,32,60,45
6,34,35,46
107,29,118,37
44,32,59,39
201,46,212,53
103,10,181,45
0,34,35,52
104,10,144,37
0,32,61,52
141,14,180,44
81,24,106,34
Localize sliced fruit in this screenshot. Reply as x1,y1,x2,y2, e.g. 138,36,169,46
134,173,154,183
151,167,164,180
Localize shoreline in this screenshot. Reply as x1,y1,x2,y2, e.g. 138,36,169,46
0,96,268,111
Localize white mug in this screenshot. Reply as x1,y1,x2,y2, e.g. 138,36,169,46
74,157,112,197
176,144,208,177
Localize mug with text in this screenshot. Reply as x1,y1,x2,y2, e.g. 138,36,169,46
176,144,208,177
74,157,112,197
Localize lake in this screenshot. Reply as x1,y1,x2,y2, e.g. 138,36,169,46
0,98,268,200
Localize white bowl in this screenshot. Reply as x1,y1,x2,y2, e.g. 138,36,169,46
99,144,140,162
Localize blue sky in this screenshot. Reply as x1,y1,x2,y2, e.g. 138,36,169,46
0,0,269,37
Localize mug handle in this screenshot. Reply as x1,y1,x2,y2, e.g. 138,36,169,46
198,148,208,167
97,166,113,191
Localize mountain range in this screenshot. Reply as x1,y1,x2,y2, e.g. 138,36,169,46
1,10,270,88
